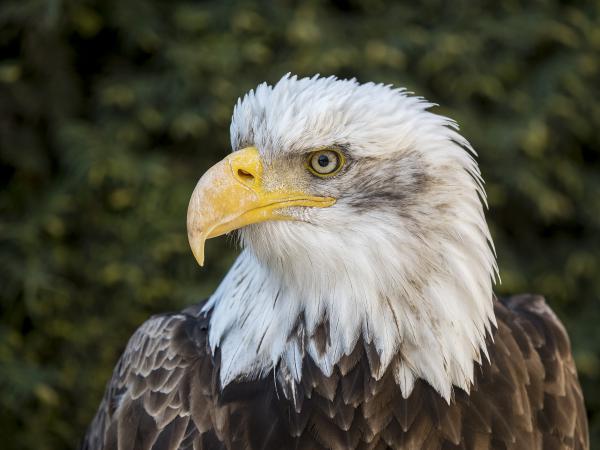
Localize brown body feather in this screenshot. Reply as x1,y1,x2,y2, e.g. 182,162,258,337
81,295,589,450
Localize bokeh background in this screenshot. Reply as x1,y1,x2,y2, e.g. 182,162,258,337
1,0,599,448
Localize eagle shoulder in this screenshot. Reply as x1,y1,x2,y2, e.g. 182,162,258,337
80,307,223,450
492,294,589,450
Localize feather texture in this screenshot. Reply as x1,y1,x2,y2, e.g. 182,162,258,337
81,295,588,450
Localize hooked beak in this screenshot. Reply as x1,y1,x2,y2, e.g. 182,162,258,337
186,147,335,266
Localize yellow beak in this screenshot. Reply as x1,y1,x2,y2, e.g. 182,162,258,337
187,147,335,266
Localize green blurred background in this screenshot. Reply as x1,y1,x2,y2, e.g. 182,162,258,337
1,0,599,448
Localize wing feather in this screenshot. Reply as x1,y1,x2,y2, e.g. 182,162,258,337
501,295,589,450
81,312,215,450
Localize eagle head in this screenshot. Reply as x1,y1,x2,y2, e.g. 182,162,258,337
187,74,497,401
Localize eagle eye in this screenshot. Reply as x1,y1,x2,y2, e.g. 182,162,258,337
307,149,344,177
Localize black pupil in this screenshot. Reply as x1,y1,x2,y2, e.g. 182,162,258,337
317,154,330,167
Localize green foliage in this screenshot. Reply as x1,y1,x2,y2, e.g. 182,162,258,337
1,0,599,447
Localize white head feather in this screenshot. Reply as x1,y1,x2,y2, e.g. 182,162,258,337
202,74,498,401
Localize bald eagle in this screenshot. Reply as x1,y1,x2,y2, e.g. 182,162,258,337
82,75,589,450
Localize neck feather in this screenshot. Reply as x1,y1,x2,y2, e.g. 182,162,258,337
202,207,496,401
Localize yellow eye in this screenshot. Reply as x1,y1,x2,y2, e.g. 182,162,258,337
307,149,344,177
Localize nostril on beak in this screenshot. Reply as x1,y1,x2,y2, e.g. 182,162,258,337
237,169,255,183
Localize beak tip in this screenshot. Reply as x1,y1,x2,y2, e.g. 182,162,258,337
193,249,205,268
188,230,207,268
